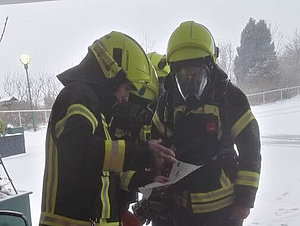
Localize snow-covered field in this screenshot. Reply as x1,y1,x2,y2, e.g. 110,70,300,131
2,97,300,226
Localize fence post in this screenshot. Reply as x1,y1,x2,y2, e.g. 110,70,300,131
281,90,283,102
44,111,48,125
18,112,22,127
263,93,265,104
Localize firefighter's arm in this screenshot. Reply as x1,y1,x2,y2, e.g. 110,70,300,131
61,112,174,176
233,119,261,208
119,170,170,192
229,86,261,208
119,170,154,192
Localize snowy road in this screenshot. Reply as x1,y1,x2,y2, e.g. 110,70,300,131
261,134,300,146
1,98,300,226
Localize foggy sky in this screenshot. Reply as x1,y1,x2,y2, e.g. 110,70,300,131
0,0,300,96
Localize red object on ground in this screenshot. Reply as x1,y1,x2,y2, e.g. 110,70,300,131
121,210,141,226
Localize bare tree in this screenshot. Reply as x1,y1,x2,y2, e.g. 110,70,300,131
1,71,62,109
2,72,27,101
278,29,300,87
217,41,236,83
1,73,16,97
270,22,284,55
139,30,156,54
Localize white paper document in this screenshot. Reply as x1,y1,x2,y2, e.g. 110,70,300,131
139,160,202,199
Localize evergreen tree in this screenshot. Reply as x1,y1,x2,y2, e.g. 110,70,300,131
234,18,279,93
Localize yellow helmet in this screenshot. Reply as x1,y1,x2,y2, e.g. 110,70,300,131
130,64,159,101
167,21,218,63
147,52,170,78
89,31,158,101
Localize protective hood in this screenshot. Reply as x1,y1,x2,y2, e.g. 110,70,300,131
57,50,127,114
57,50,107,87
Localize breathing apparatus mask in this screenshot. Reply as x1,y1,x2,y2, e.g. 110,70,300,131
174,64,209,101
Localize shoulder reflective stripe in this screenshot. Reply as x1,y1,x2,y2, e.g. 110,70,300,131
152,111,172,137
101,113,112,140
186,104,223,140
236,170,260,188
191,195,234,213
190,184,234,203
101,171,111,219
219,169,231,187
55,104,98,138
40,212,97,226
231,109,255,140
103,140,125,172
120,171,136,191
43,133,58,213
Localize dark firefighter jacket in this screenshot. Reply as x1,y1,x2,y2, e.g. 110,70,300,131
151,64,261,215
40,51,154,226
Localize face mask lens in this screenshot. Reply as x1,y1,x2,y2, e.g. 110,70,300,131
175,66,208,100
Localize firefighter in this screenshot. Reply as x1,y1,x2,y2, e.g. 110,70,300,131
109,54,160,225
39,31,175,226
147,52,170,95
150,21,261,226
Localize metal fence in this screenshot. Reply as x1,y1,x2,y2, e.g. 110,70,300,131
1,85,300,129
0,109,51,129
247,85,300,105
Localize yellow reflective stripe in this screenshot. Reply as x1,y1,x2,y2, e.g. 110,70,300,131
152,111,171,137
52,139,59,213
140,125,151,141
99,220,119,226
40,212,120,226
40,212,98,226
44,133,58,213
231,109,255,140
89,39,121,79
192,195,234,213
101,171,111,219
174,105,186,114
191,184,234,203
101,113,111,140
103,141,112,170
103,140,125,172
120,171,136,191
219,169,231,187
55,104,98,138
236,170,260,188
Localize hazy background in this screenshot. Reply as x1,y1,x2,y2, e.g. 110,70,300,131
0,0,300,91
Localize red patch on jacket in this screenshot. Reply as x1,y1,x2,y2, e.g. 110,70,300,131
206,122,217,132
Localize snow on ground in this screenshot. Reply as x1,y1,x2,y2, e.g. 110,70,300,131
2,129,46,225
2,97,300,226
